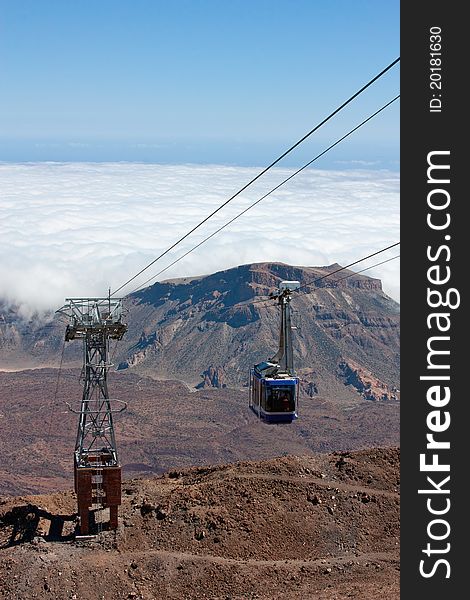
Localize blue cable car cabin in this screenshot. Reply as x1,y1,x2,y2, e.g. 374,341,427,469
250,367,299,423
249,280,301,423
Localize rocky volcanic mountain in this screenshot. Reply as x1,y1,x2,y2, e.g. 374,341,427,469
0,263,400,598
0,262,400,404
0,448,400,600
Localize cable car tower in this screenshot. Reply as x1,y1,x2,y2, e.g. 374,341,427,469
250,281,300,422
57,297,127,535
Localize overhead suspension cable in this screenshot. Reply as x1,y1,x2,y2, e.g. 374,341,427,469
46,338,66,438
296,242,400,293
134,242,400,313
249,241,400,307
129,94,399,295
111,57,400,296
333,253,400,283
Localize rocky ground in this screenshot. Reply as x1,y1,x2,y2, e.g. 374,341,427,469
0,369,399,497
0,448,400,600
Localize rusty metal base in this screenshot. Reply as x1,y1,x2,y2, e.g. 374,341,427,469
74,464,121,535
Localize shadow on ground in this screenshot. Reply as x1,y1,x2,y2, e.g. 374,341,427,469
0,503,77,547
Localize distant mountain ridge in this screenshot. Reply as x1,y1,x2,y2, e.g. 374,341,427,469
118,262,399,399
0,262,399,403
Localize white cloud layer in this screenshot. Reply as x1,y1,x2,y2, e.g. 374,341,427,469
0,162,399,317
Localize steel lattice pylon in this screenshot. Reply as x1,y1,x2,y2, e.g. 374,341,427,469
57,297,127,535
269,281,299,376
75,329,119,466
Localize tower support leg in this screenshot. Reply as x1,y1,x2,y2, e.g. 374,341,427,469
103,466,122,531
109,506,118,530
75,467,93,535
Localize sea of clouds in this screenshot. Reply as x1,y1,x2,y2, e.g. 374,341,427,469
0,162,399,318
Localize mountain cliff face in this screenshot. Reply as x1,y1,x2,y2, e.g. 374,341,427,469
0,262,399,402
0,302,65,369
118,262,399,399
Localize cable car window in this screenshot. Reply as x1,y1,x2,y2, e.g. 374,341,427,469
265,386,295,412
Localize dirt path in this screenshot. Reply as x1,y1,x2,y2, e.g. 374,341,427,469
221,472,400,499
126,547,398,569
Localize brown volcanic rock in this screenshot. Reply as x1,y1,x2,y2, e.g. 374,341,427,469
338,360,400,402
0,449,400,600
196,365,227,389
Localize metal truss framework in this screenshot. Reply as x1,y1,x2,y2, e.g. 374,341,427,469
57,297,127,535
269,281,300,376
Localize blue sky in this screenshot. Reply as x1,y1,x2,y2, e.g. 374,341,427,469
0,0,399,166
